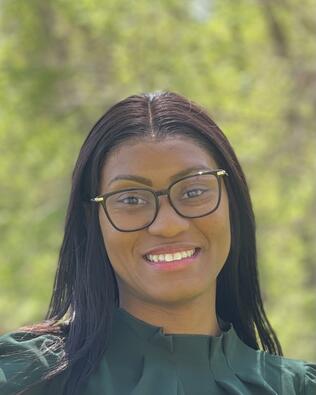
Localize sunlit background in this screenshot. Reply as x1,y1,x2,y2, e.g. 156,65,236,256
0,0,315,361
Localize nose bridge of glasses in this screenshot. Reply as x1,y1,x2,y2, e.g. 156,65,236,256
153,187,181,219
155,188,169,199
155,186,178,209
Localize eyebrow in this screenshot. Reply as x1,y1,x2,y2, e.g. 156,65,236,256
108,166,212,187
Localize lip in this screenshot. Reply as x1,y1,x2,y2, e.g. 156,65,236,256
144,248,201,271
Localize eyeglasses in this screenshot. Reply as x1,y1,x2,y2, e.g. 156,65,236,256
90,169,228,232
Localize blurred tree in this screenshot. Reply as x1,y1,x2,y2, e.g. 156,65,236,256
0,0,315,360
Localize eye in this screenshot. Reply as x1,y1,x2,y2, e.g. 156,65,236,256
182,188,209,199
108,189,155,211
117,195,147,205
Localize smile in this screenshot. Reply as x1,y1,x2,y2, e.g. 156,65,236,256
144,248,200,263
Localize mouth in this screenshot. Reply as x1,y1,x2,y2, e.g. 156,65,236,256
144,247,200,263
143,248,201,271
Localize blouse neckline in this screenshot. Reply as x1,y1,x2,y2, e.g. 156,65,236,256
113,307,240,357
115,306,232,339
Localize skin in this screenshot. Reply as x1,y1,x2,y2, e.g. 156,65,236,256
98,137,231,336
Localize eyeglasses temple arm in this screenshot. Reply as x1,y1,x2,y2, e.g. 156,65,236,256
90,197,104,202
217,170,228,176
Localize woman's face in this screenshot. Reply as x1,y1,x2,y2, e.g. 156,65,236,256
98,136,231,307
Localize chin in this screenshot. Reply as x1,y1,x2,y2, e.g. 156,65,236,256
144,286,208,306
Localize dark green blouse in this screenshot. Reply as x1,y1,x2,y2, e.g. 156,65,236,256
0,308,315,394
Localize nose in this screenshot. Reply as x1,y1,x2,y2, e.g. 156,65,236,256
147,196,190,237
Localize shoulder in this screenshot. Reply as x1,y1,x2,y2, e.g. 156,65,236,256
264,353,316,395
303,361,316,395
0,330,65,395
225,328,316,394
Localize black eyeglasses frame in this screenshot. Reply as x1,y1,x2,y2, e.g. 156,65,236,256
90,169,228,232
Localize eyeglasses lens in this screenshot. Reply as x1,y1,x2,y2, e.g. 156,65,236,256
170,173,219,217
106,189,156,231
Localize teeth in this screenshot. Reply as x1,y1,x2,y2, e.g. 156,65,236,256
146,249,196,263
165,254,173,262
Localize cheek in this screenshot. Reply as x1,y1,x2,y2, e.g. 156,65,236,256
217,217,231,263
98,211,136,277
217,211,231,262
215,196,231,256
99,217,121,264
197,207,231,266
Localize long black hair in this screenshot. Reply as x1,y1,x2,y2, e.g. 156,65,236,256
20,91,282,394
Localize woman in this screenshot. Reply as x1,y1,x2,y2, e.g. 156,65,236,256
0,91,315,395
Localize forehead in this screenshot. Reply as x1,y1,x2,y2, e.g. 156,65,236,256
100,136,218,187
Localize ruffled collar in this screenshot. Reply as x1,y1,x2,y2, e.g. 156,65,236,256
114,307,232,348
114,307,233,362
111,307,279,394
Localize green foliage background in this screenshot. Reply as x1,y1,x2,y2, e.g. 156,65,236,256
0,0,315,361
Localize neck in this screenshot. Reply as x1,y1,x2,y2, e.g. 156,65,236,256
119,290,222,336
